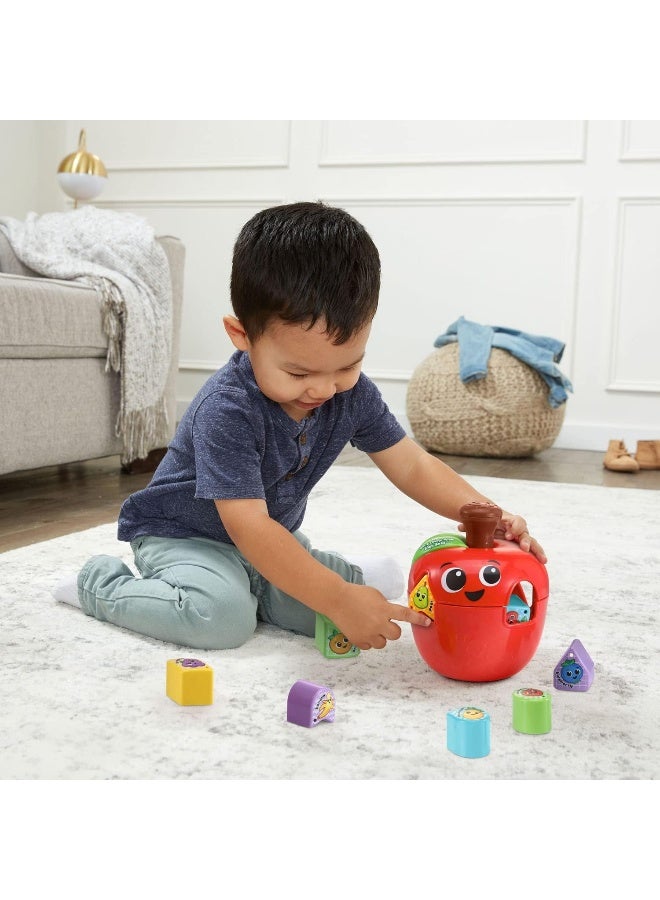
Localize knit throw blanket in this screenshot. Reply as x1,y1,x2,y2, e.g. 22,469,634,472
0,208,172,463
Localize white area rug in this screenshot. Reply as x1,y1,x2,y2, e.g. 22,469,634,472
1,467,658,780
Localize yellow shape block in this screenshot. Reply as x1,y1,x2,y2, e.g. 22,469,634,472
409,573,435,621
166,658,214,706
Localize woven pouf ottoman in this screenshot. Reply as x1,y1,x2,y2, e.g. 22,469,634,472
406,343,565,458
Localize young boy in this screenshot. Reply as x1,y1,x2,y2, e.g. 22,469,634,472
54,202,546,652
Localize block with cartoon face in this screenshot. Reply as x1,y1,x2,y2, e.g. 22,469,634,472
446,706,491,758
314,613,360,659
512,687,552,733
553,639,594,692
287,680,335,727
166,658,213,706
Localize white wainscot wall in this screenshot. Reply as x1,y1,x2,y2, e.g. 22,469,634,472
54,119,660,452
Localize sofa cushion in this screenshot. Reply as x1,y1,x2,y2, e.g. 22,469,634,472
0,272,108,359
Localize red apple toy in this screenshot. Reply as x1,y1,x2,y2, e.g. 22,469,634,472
408,501,549,682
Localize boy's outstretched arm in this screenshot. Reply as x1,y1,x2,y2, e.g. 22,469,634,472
368,436,547,563
215,497,432,650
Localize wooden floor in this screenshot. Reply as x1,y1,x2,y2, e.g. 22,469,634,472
1,446,658,554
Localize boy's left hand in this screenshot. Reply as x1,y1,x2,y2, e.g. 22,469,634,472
496,512,547,564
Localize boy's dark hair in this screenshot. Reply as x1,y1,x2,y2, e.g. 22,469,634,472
230,201,380,344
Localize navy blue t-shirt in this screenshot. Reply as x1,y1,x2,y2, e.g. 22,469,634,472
118,350,406,544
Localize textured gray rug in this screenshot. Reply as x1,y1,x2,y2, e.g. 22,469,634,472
1,466,658,779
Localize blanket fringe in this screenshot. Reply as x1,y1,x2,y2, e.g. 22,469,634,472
99,273,170,463
97,277,124,373
117,399,170,466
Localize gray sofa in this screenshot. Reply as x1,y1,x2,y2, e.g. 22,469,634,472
0,231,184,476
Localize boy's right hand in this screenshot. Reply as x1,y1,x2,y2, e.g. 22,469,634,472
330,582,431,651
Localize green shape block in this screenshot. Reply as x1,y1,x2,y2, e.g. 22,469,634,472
512,688,552,734
412,533,467,563
315,613,360,659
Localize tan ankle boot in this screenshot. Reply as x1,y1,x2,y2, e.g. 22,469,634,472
603,440,639,472
635,440,660,469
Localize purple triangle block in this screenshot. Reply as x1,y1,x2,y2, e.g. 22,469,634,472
553,638,594,691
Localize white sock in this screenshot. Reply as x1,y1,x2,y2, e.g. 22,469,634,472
52,573,82,609
349,554,405,600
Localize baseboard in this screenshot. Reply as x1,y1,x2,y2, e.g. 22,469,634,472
550,422,658,452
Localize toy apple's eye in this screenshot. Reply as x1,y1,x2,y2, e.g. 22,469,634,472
479,564,501,586
441,568,466,592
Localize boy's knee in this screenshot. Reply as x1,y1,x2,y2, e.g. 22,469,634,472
80,554,133,589
191,611,257,650
179,587,257,651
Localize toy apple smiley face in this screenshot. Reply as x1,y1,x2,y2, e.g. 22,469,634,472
408,502,549,682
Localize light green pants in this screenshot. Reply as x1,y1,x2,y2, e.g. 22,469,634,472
77,531,363,650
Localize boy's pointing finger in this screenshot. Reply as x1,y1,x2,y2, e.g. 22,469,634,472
388,603,432,628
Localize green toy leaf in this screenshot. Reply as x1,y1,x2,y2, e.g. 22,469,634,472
412,533,467,562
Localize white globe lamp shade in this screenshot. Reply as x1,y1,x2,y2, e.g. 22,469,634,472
57,172,107,202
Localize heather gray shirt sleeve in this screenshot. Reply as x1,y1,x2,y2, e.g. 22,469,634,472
349,374,406,453
192,389,267,501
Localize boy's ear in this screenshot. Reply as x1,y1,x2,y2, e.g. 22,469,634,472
223,315,250,351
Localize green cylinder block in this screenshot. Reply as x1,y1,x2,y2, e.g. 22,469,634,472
512,688,552,734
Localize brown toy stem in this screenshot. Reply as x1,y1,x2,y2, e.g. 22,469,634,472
459,501,502,548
